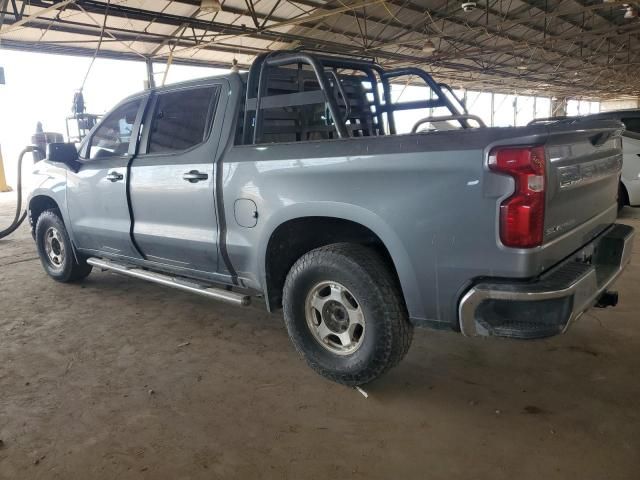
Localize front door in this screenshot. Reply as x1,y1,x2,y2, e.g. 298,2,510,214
67,96,146,259
128,81,226,274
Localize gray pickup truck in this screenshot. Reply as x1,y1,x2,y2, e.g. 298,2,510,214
28,51,634,385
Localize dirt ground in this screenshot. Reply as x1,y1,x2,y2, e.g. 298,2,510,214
1,191,639,480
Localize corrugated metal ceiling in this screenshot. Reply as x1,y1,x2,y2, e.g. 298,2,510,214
1,0,639,98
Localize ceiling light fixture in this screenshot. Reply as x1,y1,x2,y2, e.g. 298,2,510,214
201,0,222,12
422,39,436,53
623,5,638,18
461,2,476,12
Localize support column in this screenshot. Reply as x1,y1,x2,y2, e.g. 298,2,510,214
551,97,567,117
145,58,156,89
0,144,11,192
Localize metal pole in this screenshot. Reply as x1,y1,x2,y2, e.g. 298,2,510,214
0,55,8,191
145,58,155,89
160,51,173,87
0,144,12,192
490,92,495,127
0,0,10,30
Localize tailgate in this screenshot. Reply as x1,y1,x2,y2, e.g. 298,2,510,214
544,119,624,244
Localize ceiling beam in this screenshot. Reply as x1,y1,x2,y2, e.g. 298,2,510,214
3,0,639,97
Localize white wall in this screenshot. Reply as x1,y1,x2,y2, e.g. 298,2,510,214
0,50,226,187
600,98,640,112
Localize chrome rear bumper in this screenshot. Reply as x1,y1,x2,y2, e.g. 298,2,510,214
459,223,634,338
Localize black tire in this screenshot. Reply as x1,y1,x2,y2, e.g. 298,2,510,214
35,209,92,282
282,243,413,386
618,183,628,212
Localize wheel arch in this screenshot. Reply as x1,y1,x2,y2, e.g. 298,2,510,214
259,203,422,321
28,195,61,233
29,193,83,263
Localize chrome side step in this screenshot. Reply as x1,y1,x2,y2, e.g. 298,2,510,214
86,258,251,307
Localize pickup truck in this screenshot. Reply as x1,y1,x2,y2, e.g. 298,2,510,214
28,50,634,386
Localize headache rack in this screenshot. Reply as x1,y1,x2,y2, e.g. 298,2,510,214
240,50,483,145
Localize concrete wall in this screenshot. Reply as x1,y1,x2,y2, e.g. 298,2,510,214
600,98,640,112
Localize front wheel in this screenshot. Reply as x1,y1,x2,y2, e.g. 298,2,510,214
282,243,413,386
35,209,92,282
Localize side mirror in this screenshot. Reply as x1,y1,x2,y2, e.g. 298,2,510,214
47,142,81,172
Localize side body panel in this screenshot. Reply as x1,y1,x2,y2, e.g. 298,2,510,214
220,119,621,327
220,135,492,326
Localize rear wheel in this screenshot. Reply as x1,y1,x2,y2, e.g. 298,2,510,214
282,243,413,386
35,209,92,282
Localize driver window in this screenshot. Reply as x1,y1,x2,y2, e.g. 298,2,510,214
88,99,142,160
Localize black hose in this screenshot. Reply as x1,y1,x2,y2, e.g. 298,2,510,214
0,146,35,240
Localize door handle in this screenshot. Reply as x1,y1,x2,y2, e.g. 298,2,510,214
182,170,209,183
106,171,124,182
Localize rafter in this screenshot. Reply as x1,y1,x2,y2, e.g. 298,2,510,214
1,0,638,98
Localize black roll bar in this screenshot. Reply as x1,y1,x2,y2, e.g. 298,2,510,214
312,55,389,133
439,83,468,114
411,114,485,133
380,67,471,129
242,50,477,144
327,70,351,122
251,52,348,144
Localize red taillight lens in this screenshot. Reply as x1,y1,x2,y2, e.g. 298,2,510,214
489,146,546,248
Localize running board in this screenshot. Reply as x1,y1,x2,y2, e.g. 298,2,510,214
86,258,251,307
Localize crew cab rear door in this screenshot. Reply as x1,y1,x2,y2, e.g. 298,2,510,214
67,94,147,259
128,80,225,274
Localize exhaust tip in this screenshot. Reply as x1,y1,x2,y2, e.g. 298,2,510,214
595,290,618,309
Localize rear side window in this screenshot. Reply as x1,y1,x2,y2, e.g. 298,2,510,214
622,117,640,134
88,99,141,160
147,86,219,154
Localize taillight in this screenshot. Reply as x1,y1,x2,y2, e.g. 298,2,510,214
488,145,546,248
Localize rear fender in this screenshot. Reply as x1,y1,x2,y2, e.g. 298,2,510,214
258,201,424,321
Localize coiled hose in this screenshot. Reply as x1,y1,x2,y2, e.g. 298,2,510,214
0,146,35,239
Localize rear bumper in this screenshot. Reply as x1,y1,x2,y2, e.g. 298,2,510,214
459,223,635,339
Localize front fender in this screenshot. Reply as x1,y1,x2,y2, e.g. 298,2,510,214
28,162,71,239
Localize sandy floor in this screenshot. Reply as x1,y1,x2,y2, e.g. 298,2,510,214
1,191,639,480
